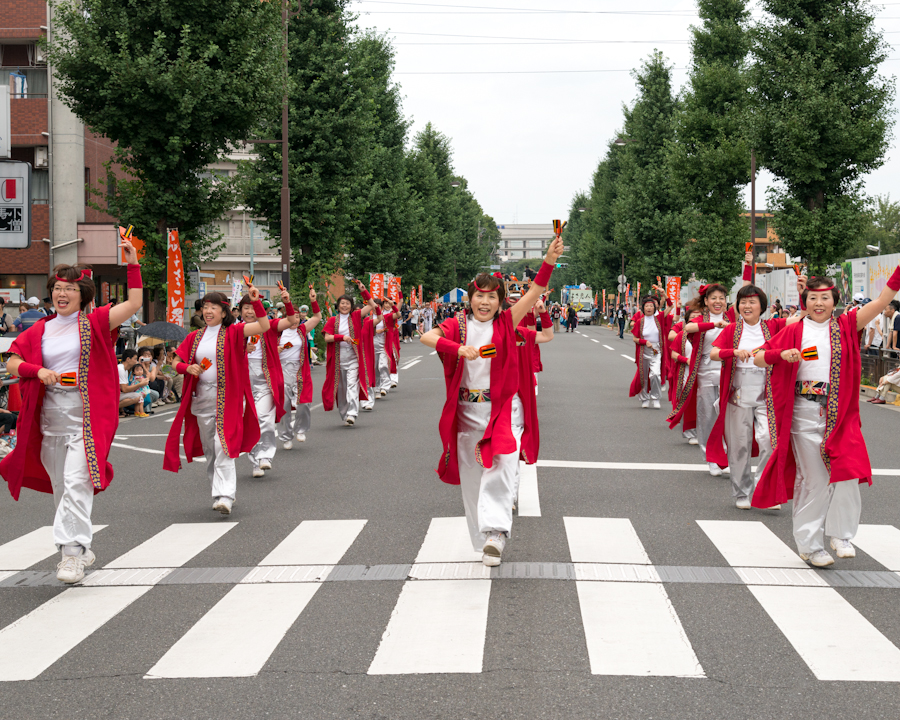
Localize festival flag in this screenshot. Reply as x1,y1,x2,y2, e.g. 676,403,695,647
418,284,423,305
369,273,385,299
166,229,186,325
637,281,641,299
118,225,146,262
387,276,401,304
666,276,681,308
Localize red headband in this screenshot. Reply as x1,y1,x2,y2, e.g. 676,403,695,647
55,270,87,283
698,284,710,297
474,272,504,294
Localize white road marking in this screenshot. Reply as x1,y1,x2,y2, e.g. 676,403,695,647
750,585,900,681
400,359,422,370
851,524,900,571
311,402,324,411
603,345,615,350
415,517,482,563
115,434,172,438
259,519,366,566
536,460,900,476
565,517,651,565
0,586,152,681
621,354,633,360
430,351,437,355
517,462,541,517
368,579,492,675
110,442,166,455
146,583,320,679
105,523,237,569
697,520,808,569
576,581,705,678
0,525,107,571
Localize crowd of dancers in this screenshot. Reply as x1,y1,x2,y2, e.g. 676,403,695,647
626,251,900,568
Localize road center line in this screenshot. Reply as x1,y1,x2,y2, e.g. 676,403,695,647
536,459,900,476
621,354,633,361
603,345,614,350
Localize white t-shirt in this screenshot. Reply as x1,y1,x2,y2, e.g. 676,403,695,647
797,317,832,383
702,312,724,357
641,314,660,345
338,313,354,360
42,311,80,379
117,363,130,389
411,309,420,325
248,333,264,360
737,320,765,369
280,325,303,362
867,314,883,348
195,323,222,382
461,315,493,390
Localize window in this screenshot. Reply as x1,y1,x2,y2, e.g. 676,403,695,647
0,68,48,97
754,217,767,239
527,240,542,248
0,275,26,289
32,169,49,204
107,175,117,205
84,167,91,206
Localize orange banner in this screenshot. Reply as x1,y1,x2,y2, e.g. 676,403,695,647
166,229,185,326
418,284,423,305
666,276,681,308
118,225,146,262
369,273,385,300
387,276,401,304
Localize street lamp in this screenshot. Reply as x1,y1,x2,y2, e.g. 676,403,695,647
867,244,881,255
578,207,587,212
614,137,636,146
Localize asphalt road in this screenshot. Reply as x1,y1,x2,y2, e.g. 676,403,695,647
2,323,900,719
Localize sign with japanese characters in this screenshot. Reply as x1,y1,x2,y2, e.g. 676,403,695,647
0,160,30,248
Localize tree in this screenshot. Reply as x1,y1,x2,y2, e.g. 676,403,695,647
751,0,895,273
613,52,686,286
846,194,900,259
49,0,282,305
671,0,751,285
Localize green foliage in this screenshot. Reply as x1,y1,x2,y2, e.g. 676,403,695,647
846,194,900,258
751,0,894,268
48,0,283,298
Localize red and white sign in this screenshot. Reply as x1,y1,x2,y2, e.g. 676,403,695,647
0,160,30,248
166,229,185,326
666,276,681,308
370,273,385,299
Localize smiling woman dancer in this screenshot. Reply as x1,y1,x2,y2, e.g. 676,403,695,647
373,298,401,396
668,303,703,444
0,239,143,583
164,282,271,515
419,238,563,568
629,293,673,409
278,287,322,447
753,268,900,567
322,279,377,426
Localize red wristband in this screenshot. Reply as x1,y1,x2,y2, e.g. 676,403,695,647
311,301,321,314
175,362,188,375
360,288,372,302
742,264,753,282
698,322,715,332
539,312,551,327
718,349,735,360
127,263,143,290
639,338,648,346
284,302,295,317
534,262,553,287
17,362,42,378
436,337,462,356
334,334,344,342
678,354,690,364
888,266,900,292
764,349,783,365
251,299,266,320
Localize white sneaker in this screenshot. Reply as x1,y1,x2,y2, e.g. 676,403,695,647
688,437,699,445
380,390,387,397
735,497,751,510
708,462,723,477
345,417,355,426
650,400,660,409
390,383,397,389
213,497,233,515
641,400,650,409
482,552,501,567
831,538,856,558
259,459,272,470
482,531,507,563
283,441,293,451
56,549,95,584
252,467,265,478
296,433,306,443
799,549,834,567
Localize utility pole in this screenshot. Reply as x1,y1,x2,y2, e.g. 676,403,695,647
750,150,757,284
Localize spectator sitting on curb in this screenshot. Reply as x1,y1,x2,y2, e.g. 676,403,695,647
129,362,154,417
868,363,900,405
117,349,145,417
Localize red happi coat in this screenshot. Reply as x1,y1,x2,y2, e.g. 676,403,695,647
163,323,260,472
383,310,401,373
705,318,786,468
629,311,670,397
0,307,119,500
515,325,541,463
667,320,684,404
434,309,525,485
260,324,286,423
288,322,314,405
361,316,377,389
519,312,543,373
751,310,871,509
322,310,369,411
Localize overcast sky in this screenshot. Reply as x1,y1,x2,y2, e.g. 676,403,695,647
352,0,900,224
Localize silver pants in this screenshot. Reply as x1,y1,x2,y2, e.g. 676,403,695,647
696,358,721,453
278,361,311,440
338,349,360,422
196,412,237,501
724,368,772,500
457,397,525,551
638,346,661,401
248,359,277,468
40,389,92,551
375,335,392,393
791,397,861,555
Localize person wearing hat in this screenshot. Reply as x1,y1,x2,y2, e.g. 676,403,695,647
13,297,45,333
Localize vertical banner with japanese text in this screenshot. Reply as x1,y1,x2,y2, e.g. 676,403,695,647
369,273,385,299
387,276,401,304
418,284,423,305
666,277,681,308
166,229,185,326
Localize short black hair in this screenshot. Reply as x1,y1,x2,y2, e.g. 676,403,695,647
121,349,137,362
891,300,900,312
194,299,203,312
735,284,768,314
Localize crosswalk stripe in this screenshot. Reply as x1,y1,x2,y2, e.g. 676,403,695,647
0,586,152,681
368,579,492,675
851,524,900,571
259,519,367,566
145,584,321,679
749,585,900,681
576,581,705,678
565,517,651,564
517,462,541,517
415,517,482,563
104,523,237,569
0,525,107,571
697,520,808,569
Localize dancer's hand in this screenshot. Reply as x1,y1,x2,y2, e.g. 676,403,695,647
37,368,59,386
781,349,801,363
745,251,753,265
735,349,753,362
186,364,202,376
309,287,317,302
544,237,564,267
458,345,479,360
246,282,260,302
714,320,728,329
120,239,139,265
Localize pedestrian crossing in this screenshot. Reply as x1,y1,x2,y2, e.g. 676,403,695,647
3,516,900,682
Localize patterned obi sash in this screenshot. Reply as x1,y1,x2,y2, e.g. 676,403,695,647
459,387,491,403
796,380,829,406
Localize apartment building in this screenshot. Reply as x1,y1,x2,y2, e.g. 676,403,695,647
496,224,553,262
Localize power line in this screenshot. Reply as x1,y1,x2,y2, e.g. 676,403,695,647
396,40,689,45
396,67,688,74
386,31,687,42
357,1,697,16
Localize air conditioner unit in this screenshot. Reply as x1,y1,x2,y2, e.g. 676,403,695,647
35,146,49,168
35,46,47,65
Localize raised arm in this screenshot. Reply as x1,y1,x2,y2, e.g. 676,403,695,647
303,287,323,333
108,239,144,330
274,287,299,332
354,280,377,318
510,237,564,327
241,282,271,337
534,297,554,344
741,251,754,288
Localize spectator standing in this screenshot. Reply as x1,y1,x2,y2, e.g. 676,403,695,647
128,363,154,417
863,301,883,356
189,299,205,330
616,304,627,338
551,303,561,332
883,300,900,354
13,298,46,333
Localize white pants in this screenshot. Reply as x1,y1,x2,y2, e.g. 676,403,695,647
338,349,360,422
375,335,392,393
638,347,661,401
696,357,721,453
196,413,237,501
278,361,311,439
40,390,93,551
791,397,861,555
724,368,772,500
457,398,525,551
248,360,277,468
